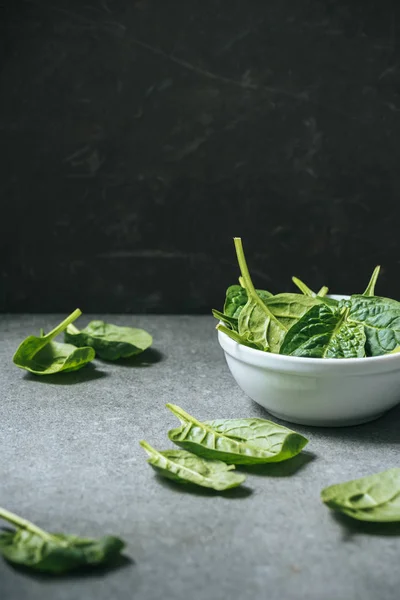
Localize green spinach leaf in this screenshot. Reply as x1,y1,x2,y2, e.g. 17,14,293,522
13,310,95,375
223,285,272,318
65,321,152,360
233,238,287,352
280,304,366,358
363,265,381,296
140,440,245,491
0,507,125,573
263,293,322,329
321,468,400,522
347,295,400,356
212,309,239,332
167,404,308,464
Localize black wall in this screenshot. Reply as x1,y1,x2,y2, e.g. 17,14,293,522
1,1,400,313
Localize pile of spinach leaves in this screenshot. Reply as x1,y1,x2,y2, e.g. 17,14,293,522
213,238,399,359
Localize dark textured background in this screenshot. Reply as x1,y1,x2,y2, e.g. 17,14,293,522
1,0,400,313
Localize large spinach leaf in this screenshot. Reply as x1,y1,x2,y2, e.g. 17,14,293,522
167,404,308,464
0,507,125,573
347,295,400,356
232,238,287,352
140,441,245,491
280,304,366,358
65,320,152,361
13,310,95,375
223,284,273,318
321,468,400,522
263,293,322,329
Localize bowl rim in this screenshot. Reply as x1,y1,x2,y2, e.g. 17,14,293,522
216,292,400,370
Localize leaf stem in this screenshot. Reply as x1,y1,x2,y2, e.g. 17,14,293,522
166,403,204,428
363,266,381,296
292,277,315,297
216,324,245,345
0,507,54,542
45,309,82,342
67,323,80,335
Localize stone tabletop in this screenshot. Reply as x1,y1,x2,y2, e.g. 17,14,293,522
1,314,399,600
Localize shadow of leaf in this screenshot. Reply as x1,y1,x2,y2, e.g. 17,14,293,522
102,348,164,368
23,363,107,385
155,475,253,499
236,451,316,476
6,554,133,581
331,511,400,539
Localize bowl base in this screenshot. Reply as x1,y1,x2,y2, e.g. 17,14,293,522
264,409,386,428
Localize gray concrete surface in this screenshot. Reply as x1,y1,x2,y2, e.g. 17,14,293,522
1,314,400,600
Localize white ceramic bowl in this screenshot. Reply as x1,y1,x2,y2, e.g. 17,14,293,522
217,295,400,427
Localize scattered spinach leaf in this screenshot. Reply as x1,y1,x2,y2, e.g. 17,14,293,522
13,310,95,375
280,304,366,358
0,507,125,573
166,404,308,464
321,468,400,522
140,440,246,491
65,321,152,361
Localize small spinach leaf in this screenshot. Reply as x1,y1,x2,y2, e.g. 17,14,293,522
167,404,308,464
363,265,381,296
0,507,125,573
234,238,287,352
65,321,152,360
347,295,400,356
13,310,95,375
280,304,366,358
212,309,239,332
321,468,400,522
140,440,246,491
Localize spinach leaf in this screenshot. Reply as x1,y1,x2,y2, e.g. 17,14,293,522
321,468,400,522
363,265,381,296
347,295,400,356
140,441,246,491
280,304,366,358
212,309,239,332
65,321,152,360
166,404,308,464
233,238,287,352
223,285,272,318
13,310,95,375
215,324,260,349
263,293,322,329
0,507,125,573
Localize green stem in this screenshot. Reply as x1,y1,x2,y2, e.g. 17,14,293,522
66,323,80,335
45,309,82,342
166,403,204,428
292,277,315,297
317,286,329,297
363,265,381,296
140,440,159,457
0,507,54,542
216,324,245,345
